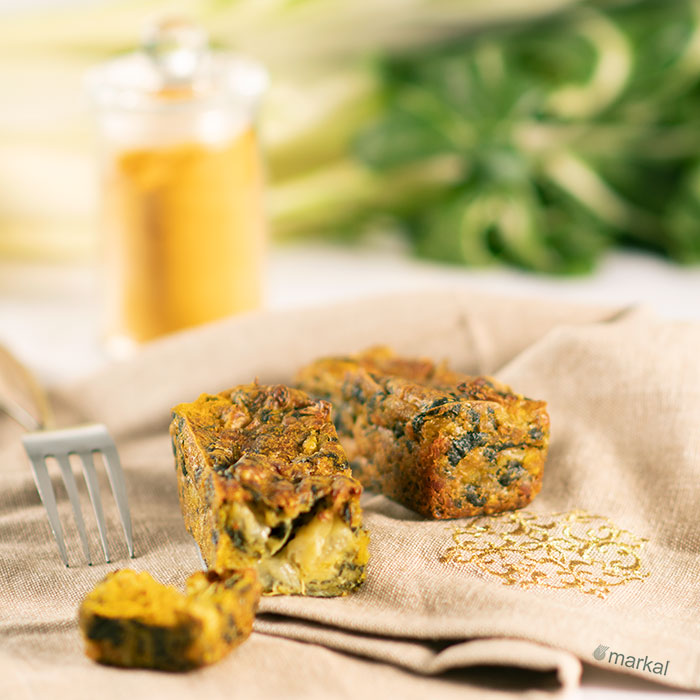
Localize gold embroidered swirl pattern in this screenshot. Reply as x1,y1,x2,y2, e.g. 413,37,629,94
440,510,649,599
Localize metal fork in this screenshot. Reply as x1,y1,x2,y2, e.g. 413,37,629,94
0,348,134,566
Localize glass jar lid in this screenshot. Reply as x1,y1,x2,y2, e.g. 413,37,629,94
86,18,268,113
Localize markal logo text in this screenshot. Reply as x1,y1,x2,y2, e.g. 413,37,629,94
593,644,670,676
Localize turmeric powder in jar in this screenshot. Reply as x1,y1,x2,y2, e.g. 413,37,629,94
88,20,268,350
103,129,265,343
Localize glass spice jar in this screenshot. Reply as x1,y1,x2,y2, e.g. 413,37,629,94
87,19,268,354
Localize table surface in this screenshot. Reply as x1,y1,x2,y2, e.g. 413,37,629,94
1,243,699,384
0,243,697,699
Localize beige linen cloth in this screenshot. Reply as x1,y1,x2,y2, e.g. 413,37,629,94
1,289,699,699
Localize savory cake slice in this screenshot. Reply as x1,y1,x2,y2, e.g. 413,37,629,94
170,383,369,597
296,347,550,519
79,568,260,671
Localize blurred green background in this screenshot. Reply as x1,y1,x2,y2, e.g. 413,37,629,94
2,0,700,274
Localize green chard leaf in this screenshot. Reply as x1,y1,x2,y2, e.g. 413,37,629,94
349,0,700,272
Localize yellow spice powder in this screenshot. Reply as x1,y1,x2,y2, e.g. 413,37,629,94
102,128,265,343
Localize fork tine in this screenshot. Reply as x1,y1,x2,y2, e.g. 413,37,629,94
78,451,111,563
19,424,134,565
100,443,134,558
25,453,69,566
55,454,92,566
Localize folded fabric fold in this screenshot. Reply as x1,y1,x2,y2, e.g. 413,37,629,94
254,614,582,686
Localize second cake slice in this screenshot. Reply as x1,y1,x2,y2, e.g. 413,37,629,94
296,347,550,519
170,383,369,596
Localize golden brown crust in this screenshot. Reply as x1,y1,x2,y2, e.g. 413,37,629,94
78,568,260,671
296,347,550,519
170,383,369,596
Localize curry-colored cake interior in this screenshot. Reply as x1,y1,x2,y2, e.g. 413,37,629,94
296,346,550,519
170,383,369,597
78,568,260,671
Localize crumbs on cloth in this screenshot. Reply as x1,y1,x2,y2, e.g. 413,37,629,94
440,510,649,599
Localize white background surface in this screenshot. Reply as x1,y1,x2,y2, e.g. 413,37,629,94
1,243,699,384
0,244,698,698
